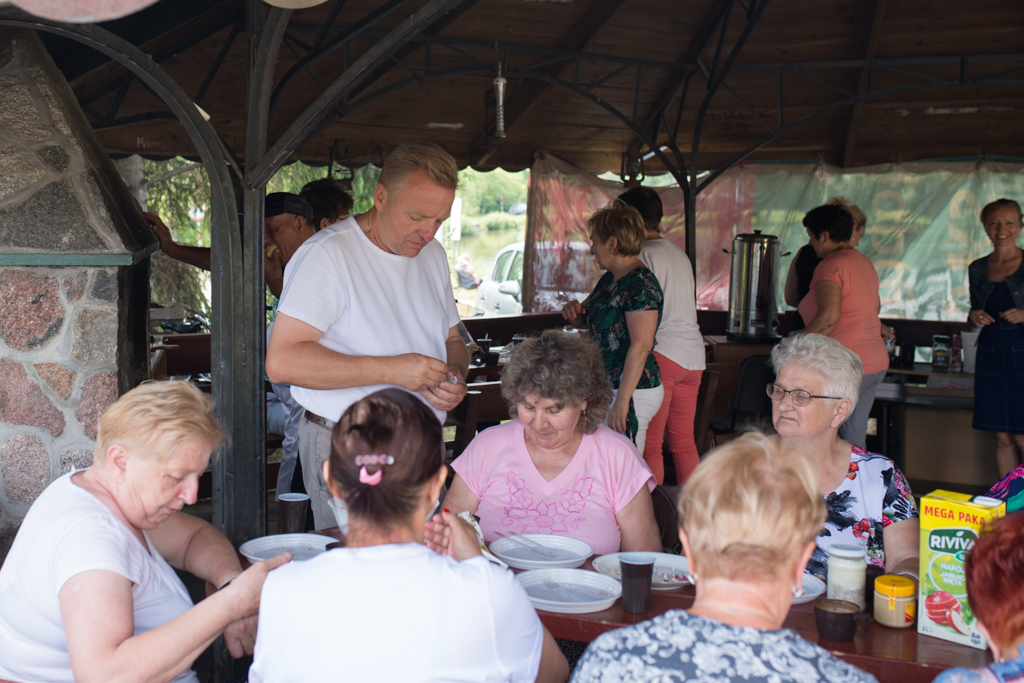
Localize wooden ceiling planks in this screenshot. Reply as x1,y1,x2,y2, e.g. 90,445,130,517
51,0,1024,174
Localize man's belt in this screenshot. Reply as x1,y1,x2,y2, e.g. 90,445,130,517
303,410,337,429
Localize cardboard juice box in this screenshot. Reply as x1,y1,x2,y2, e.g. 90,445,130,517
918,490,1005,649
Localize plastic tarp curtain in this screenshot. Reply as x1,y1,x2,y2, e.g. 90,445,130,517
525,151,1023,321
525,151,748,312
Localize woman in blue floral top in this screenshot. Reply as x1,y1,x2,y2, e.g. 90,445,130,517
562,204,664,454
769,334,919,580
932,512,1024,683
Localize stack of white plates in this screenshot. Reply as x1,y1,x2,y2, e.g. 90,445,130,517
517,568,622,614
592,552,691,590
239,533,333,564
489,535,592,570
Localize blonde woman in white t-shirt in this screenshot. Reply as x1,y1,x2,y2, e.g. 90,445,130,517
619,187,706,485
0,381,291,683
250,388,568,683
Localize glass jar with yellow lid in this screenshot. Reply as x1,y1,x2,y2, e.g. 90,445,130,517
873,575,916,628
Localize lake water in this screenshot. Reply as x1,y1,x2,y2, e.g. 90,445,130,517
445,224,525,281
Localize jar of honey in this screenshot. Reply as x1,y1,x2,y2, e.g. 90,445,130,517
873,575,916,628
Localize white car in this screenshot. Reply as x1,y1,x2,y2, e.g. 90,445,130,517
473,241,596,316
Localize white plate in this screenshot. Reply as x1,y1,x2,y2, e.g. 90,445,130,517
489,534,592,570
592,552,691,590
239,533,332,564
517,568,622,614
793,573,826,605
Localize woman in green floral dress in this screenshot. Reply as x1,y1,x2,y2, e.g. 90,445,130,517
562,204,664,455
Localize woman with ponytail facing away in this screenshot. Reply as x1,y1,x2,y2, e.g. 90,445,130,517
249,388,567,683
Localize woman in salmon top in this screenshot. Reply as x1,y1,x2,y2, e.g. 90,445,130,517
797,203,889,450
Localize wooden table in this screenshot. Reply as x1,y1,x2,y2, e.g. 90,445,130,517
538,567,991,683
250,531,990,682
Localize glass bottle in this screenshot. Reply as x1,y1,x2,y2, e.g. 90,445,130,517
931,335,951,372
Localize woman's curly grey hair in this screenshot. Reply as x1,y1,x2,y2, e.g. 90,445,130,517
501,330,613,434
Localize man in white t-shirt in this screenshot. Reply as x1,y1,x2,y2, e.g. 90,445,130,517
267,143,469,528
618,186,706,486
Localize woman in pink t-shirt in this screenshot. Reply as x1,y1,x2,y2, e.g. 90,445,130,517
797,203,889,450
443,331,661,556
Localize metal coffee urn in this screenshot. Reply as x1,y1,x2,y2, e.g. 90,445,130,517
726,230,782,342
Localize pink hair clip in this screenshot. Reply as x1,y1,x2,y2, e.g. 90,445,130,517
355,454,394,486
359,466,383,486
355,454,395,467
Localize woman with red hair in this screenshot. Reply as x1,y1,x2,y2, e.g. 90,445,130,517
933,512,1024,682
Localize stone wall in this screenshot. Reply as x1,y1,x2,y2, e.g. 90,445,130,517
0,266,119,557
0,30,156,563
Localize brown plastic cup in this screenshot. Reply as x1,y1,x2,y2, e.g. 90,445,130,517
814,599,867,642
863,566,884,615
619,552,655,614
277,493,309,535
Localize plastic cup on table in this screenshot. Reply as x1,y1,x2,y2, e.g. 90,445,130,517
814,599,867,642
619,552,655,613
277,493,309,534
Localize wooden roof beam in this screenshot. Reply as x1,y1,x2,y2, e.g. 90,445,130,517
276,0,481,144
621,0,731,162
338,0,480,106
71,0,244,105
843,0,888,168
470,0,628,167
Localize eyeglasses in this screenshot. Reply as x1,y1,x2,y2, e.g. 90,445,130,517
766,383,842,407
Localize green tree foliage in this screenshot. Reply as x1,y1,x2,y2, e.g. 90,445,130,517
143,158,211,316
458,167,528,216
267,161,380,214
143,158,382,315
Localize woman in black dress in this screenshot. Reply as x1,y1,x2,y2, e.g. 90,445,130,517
968,198,1024,476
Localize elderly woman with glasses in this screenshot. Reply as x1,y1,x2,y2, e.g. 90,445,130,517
768,334,919,580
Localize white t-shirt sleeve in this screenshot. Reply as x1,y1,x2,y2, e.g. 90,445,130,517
277,240,347,333
51,515,144,594
439,252,461,330
477,559,544,683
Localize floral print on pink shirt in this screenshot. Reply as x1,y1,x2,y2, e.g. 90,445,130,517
500,471,593,534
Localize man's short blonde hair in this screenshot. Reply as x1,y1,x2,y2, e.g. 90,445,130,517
94,381,225,466
378,142,459,192
587,203,646,256
677,433,825,582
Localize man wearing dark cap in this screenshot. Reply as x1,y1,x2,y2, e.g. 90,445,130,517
144,190,316,299
267,142,469,529
263,192,316,298
145,192,318,503
261,192,319,507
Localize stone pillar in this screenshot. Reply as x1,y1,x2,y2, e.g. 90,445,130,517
0,268,118,558
0,30,157,564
